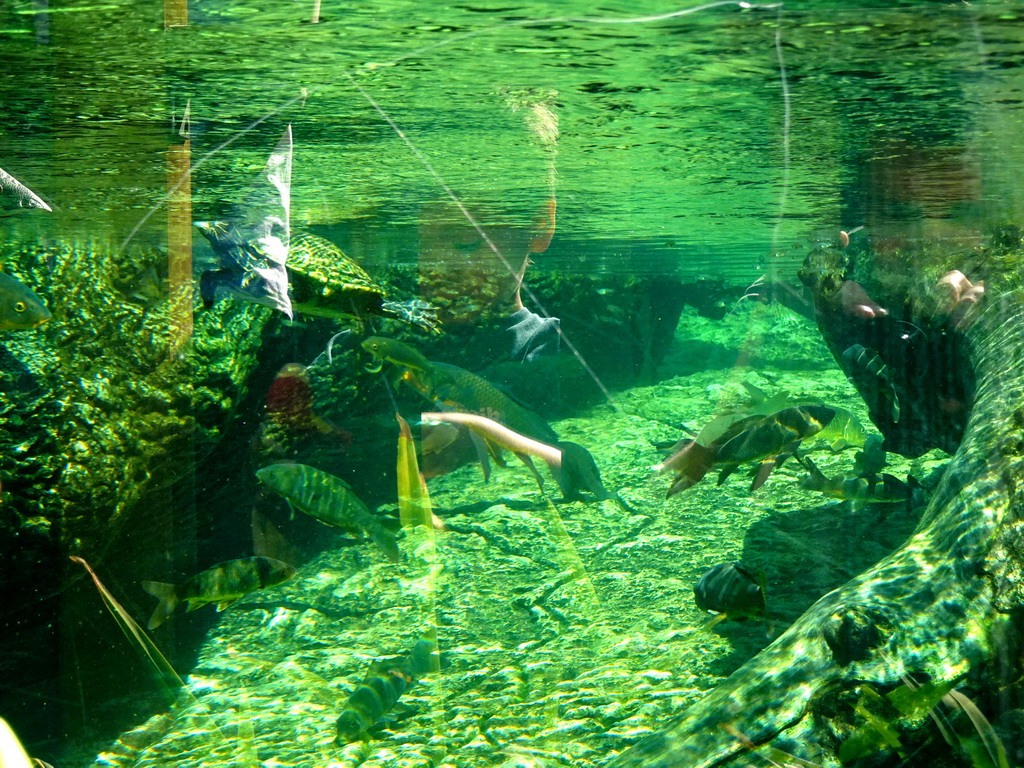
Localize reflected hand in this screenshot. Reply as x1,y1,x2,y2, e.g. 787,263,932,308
840,280,888,319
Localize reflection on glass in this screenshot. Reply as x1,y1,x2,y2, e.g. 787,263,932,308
2,3,1024,768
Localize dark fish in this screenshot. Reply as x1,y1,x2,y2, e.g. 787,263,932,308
141,556,295,629
693,562,766,622
335,638,437,744
663,405,836,496
0,272,50,330
719,382,866,451
193,126,293,317
255,463,399,562
853,434,887,477
842,344,900,424
419,421,480,479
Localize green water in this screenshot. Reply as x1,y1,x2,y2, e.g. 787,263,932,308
1,1,1023,766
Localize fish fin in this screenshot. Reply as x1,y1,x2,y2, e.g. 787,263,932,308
704,612,728,630
215,599,238,612
716,465,736,487
285,498,297,521
750,458,777,492
140,581,180,630
741,380,767,404
485,439,508,467
800,455,828,485
466,431,493,480
513,452,545,493
372,527,401,563
554,441,609,501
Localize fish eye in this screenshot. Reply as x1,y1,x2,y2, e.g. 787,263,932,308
14,302,26,313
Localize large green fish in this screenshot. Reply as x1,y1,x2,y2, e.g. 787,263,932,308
256,463,399,562
362,336,558,444
0,272,50,330
141,556,295,629
335,637,437,744
663,405,836,496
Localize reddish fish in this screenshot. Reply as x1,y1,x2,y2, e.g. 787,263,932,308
264,363,351,442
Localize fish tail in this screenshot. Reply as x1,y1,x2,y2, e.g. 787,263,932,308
799,455,828,488
661,440,716,497
409,637,439,679
370,526,401,563
140,581,180,630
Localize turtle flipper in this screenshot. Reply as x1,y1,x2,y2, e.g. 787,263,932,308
381,298,442,335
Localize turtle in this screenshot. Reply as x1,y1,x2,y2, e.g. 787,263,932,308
196,223,440,334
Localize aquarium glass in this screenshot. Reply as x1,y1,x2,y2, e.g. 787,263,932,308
2,1,1024,767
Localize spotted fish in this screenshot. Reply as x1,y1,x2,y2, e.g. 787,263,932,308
256,463,399,562
0,272,50,330
141,556,295,629
335,637,437,744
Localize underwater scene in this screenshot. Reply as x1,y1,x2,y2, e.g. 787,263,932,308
5,1,1024,766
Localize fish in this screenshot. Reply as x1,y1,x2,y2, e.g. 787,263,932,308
193,125,294,317
814,406,869,451
693,562,767,622
798,435,913,509
853,434,887,477
362,335,432,377
141,556,296,629
421,411,609,501
798,459,912,509
262,363,349,441
662,405,836,496
0,272,50,330
842,344,901,424
335,637,437,744
194,219,291,315
0,166,51,213
255,462,399,562
363,336,558,445
419,421,480,479
738,382,867,452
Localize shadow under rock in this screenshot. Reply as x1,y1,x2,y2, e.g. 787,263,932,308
436,497,541,518
705,498,925,677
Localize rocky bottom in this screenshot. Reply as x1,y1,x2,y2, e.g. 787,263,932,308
88,363,944,768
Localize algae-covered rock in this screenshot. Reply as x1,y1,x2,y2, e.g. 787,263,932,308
0,241,272,550
0,239,273,747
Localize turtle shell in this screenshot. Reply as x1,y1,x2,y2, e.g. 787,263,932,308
287,232,387,319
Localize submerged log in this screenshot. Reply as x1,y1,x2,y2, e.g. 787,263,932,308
609,247,1024,766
